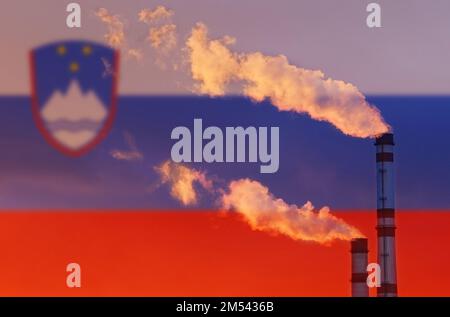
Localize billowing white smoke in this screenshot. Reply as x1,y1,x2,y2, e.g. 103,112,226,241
95,8,390,138
153,161,363,244
94,9,374,244
186,23,390,138
154,160,213,206
221,178,364,244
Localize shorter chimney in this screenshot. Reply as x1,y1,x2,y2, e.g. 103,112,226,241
351,238,369,297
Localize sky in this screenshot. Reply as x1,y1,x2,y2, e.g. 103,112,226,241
2,0,450,95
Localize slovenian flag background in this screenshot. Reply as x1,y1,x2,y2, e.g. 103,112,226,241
0,0,450,296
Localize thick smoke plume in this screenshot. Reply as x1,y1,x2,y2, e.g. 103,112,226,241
221,178,363,244
94,9,372,244
153,162,364,244
186,23,390,138
154,160,213,206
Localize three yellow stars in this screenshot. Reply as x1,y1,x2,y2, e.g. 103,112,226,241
56,44,93,73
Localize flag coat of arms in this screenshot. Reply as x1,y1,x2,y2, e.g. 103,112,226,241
30,41,119,156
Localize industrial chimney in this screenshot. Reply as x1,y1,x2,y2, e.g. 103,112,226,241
351,238,369,297
375,133,398,297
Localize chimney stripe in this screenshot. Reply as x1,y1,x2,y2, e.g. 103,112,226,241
377,283,398,295
376,152,394,162
376,226,396,237
351,273,368,283
377,208,395,218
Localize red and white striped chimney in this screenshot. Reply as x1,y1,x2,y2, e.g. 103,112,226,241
351,238,369,297
375,133,398,297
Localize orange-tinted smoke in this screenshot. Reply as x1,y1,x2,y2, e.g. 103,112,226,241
221,178,364,244
186,23,390,138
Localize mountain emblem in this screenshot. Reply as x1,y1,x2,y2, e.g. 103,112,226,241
30,41,119,156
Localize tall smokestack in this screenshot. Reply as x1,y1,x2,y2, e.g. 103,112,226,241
375,133,398,297
351,238,369,297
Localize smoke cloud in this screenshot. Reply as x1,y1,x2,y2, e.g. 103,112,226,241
110,150,143,161
137,5,178,67
138,6,174,24
95,8,125,48
153,161,363,244
126,48,143,61
148,24,177,53
221,178,363,244
95,8,143,61
94,9,371,243
186,23,239,96
110,132,144,161
155,160,213,206
186,23,389,138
